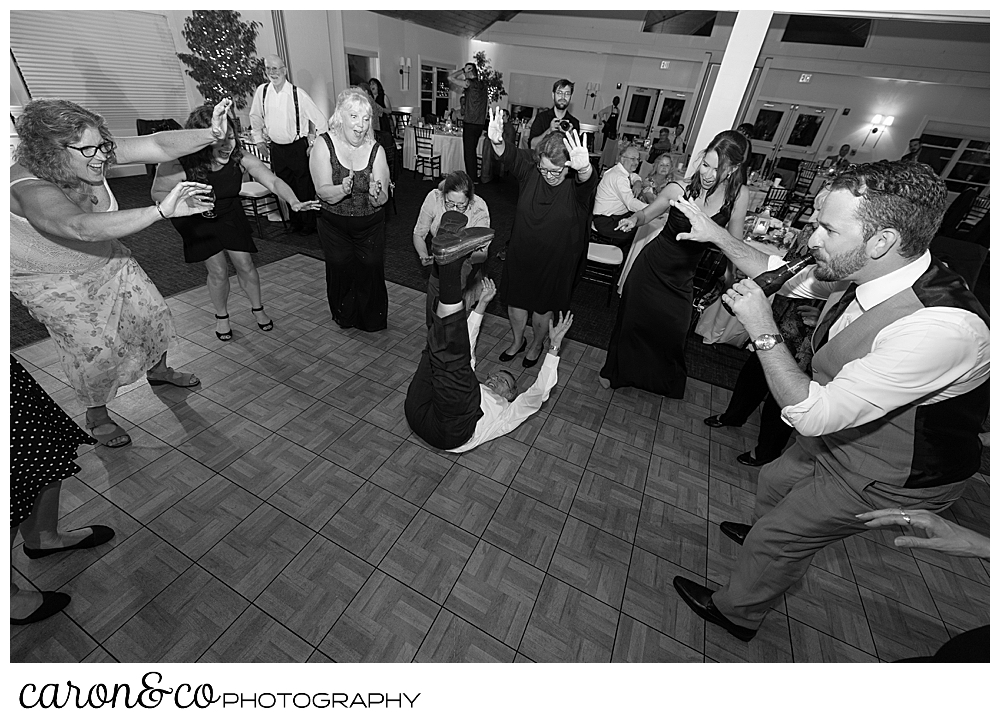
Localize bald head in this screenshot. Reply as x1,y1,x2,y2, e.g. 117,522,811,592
264,55,287,88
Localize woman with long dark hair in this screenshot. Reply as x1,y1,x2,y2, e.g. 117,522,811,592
153,105,319,340
600,129,749,397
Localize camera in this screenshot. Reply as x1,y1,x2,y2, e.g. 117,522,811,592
558,119,573,133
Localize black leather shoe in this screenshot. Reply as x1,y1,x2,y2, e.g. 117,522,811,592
522,352,541,369
673,577,757,642
720,521,752,546
703,414,740,428
10,591,71,625
22,526,116,559
736,451,777,467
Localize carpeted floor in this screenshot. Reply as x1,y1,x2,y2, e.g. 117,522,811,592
10,166,753,390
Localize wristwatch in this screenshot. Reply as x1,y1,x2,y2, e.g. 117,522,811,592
747,333,784,352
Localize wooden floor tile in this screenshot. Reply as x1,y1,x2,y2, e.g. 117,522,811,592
319,420,405,479
414,609,517,663
608,385,663,420
103,564,248,662
422,466,507,536
645,454,710,517
533,415,598,468
455,435,531,486
510,447,585,512
197,366,281,411
283,356,354,400
236,382,318,432
257,535,374,645
273,399,358,453
704,608,793,663
444,541,545,648
148,474,262,560
788,618,878,663
518,575,618,663
73,427,173,493
322,374,394,417
652,422,711,471
10,606,99,663
547,517,631,608
63,528,191,642
550,388,608,432
199,503,313,598
622,548,705,653
378,510,477,603
568,470,642,543
564,363,614,403
320,571,439,663
784,565,876,655
199,605,313,663
585,434,650,492
915,558,990,631
269,456,366,530
104,449,215,524
635,496,708,577
358,350,419,389
612,614,703,662
178,412,272,472
246,343,321,383
141,394,232,447
369,440,455,505
483,489,567,570
320,482,418,564
844,534,935,615
600,404,658,452
362,389,412,438
858,586,951,661
218,432,316,498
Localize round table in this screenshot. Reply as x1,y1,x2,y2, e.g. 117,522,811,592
402,126,484,178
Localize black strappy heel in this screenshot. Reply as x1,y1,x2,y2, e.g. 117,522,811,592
215,314,233,341
251,306,273,331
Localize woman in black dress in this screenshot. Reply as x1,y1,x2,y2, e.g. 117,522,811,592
600,130,749,398
310,87,392,332
10,357,114,624
153,105,320,341
487,107,598,368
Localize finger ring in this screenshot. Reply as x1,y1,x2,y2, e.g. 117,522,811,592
901,512,911,525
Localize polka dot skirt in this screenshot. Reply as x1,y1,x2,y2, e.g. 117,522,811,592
9,356,94,527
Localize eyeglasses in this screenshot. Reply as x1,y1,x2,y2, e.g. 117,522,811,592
621,156,641,164
444,199,470,211
64,140,115,158
554,91,573,98
265,65,286,72
537,165,566,178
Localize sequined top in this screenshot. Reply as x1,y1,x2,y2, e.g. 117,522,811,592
318,133,381,217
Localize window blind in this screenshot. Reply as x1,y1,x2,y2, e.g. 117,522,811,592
10,11,191,145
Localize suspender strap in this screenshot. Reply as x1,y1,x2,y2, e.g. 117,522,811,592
261,83,301,140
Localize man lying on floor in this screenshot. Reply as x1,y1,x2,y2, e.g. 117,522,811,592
404,211,573,453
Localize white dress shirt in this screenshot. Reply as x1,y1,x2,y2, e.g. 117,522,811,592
448,311,560,453
593,163,648,217
773,252,990,436
249,81,329,145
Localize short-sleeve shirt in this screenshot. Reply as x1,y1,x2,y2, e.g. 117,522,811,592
529,108,580,146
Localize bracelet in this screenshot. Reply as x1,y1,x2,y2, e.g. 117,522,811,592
155,202,167,220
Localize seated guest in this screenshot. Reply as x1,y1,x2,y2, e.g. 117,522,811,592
412,171,491,321
639,154,675,204
405,213,574,453
670,159,989,643
592,143,648,248
824,144,852,171
647,128,672,165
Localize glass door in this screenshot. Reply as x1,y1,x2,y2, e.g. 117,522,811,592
650,91,690,150
745,100,836,174
619,86,659,139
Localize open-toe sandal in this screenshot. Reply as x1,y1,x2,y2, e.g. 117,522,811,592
215,314,233,341
85,419,131,448
251,306,274,332
147,369,200,388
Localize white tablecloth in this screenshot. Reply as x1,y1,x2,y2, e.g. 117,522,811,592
402,127,483,177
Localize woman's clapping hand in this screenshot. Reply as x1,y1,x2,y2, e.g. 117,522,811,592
341,170,354,195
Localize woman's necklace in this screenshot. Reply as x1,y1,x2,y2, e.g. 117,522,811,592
68,186,99,206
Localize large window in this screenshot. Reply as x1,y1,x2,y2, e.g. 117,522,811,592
918,128,990,195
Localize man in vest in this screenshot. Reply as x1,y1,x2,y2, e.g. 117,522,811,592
670,160,989,641
249,55,329,235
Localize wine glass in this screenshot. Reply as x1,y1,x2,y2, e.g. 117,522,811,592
201,189,217,219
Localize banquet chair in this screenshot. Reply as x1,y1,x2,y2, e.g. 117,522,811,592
759,186,790,216
581,226,625,307
413,126,442,179
240,182,287,239
389,111,411,140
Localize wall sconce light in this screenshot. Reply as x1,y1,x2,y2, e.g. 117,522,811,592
861,114,895,150
399,57,411,92
585,82,600,110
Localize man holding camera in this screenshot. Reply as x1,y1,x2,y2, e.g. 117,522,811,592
449,61,489,182
528,79,581,150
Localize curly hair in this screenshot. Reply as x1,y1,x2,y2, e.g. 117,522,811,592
14,99,116,189
178,105,241,184
533,131,570,166
329,87,376,145
828,160,947,258
685,129,748,215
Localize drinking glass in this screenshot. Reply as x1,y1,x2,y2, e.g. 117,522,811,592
201,189,217,219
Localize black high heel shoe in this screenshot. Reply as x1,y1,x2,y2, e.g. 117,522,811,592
498,339,526,363
251,306,273,331
215,314,232,341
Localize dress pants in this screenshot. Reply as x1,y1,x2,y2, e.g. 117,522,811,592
269,138,315,232
719,353,793,461
404,307,484,451
712,438,968,629
592,213,639,252
463,123,485,181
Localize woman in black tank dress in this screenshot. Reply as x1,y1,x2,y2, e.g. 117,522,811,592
309,87,392,332
601,130,750,398
153,105,320,341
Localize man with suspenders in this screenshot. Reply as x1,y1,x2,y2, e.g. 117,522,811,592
249,55,329,235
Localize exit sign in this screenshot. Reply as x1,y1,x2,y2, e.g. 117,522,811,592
660,61,670,70
799,73,812,83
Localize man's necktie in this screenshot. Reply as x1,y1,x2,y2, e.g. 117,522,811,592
812,282,858,351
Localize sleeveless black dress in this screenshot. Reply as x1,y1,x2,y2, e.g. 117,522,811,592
601,199,732,398
170,158,257,264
